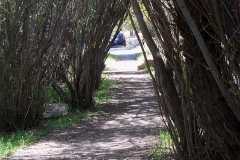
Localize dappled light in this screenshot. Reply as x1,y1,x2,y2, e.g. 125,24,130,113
10,71,163,159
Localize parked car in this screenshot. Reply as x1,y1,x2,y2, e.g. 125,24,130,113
112,32,126,47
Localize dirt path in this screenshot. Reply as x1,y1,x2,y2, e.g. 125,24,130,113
9,71,163,160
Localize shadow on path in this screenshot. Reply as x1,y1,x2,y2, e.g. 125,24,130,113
9,71,164,160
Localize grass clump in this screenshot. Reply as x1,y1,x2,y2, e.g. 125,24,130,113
95,78,114,104
0,112,89,159
150,131,173,160
45,112,88,130
0,131,35,159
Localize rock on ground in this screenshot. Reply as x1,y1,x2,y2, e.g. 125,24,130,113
43,103,69,119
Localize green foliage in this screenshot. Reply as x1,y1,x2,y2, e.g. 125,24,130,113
0,112,89,159
45,112,88,130
45,86,62,103
0,131,36,159
0,77,113,158
150,131,173,160
45,78,113,106
95,78,114,104
45,86,71,104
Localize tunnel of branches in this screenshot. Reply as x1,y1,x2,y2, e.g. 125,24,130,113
0,0,240,160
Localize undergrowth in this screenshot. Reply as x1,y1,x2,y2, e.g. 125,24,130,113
0,78,113,159
150,130,173,160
